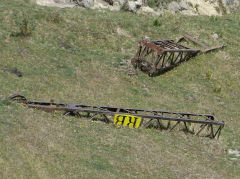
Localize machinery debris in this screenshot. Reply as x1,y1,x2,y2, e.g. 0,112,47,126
131,34,225,76
2,68,22,77
9,94,225,139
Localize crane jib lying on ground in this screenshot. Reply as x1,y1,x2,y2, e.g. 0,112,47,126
9,94,225,139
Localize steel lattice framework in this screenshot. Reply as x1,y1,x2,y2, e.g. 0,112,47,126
131,34,225,76
9,94,225,139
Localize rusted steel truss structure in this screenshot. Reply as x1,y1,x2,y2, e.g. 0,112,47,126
131,34,225,76
10,94,224,139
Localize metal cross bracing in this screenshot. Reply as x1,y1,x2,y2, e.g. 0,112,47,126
131,34,225,76
9,94,225,139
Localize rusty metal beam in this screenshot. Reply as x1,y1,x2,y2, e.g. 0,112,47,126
183,34,210,49
9,94,225,139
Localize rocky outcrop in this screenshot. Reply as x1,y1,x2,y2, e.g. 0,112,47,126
32,0,240,16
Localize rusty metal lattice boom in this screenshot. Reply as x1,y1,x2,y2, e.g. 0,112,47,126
9,94,225,139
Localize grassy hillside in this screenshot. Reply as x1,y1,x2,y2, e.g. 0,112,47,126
0,0,240,178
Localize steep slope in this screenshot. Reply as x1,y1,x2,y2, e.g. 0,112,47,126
0,0,240,178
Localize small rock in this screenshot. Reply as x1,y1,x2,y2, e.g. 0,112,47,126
109,2,121,11
92,0,109,9
212,33,219,40
144,36,150,40
120,60,128,66
82,0,94,8
123,0,142,13
179,0,190,10
124,1,137,12
140,6,154,13
168,1,181,13
228,149,240,157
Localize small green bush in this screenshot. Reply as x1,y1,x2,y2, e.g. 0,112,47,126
205,71,213,80
153,19,162,27
12,12,36,37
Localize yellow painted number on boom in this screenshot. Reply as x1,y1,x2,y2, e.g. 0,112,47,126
114,114,142,128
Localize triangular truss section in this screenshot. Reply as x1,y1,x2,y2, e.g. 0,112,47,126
9,94,225,139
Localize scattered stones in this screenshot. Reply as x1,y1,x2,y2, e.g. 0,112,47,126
2,68,23,77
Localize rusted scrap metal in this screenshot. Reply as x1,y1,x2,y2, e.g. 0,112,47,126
2,68,22,77
9,94,224,139
131,34,225,76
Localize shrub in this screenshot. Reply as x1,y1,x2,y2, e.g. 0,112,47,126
153,19,162,27
12,12,36,37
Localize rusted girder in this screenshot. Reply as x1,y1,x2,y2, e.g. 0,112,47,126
9,94,225,139
131,34,225,76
